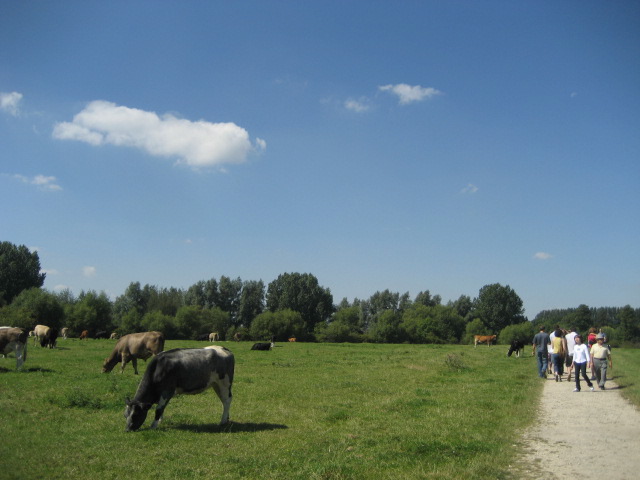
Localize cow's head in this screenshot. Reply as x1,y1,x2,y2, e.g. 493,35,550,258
124,397,152,431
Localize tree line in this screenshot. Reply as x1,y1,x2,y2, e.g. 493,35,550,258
2,241,639,345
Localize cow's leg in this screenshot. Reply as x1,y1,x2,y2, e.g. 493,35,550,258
151,390,174,429
131,357,138,375
212,378,232,425
15,343,25,370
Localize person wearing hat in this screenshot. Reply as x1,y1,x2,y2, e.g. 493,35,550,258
590,333,613,390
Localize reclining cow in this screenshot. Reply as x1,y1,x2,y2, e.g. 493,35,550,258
102,331,165,374
124,346,235,431
0,327,28,370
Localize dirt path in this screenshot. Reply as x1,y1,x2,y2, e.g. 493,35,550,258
515,371,640,479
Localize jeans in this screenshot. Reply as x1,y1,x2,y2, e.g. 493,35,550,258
574,362,593,391
593,358,609,387
551,353,564,375
536,350,548,378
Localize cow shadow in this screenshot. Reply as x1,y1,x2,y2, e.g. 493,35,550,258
0,367,55,373
173,421,288,434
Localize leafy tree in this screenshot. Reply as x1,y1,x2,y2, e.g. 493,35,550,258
464,318,488,344
0,241,46,305
369,309,403,343
266,273,333,333
7,287,64,330
250,309,305,341
414,290,441,307
113,282,148,325
316,305,364,343
174,305,208,339
218,276,243,321
401,304,465,344
237,280,265,328
570,304,593,334
448,295,473,319
141,311,178,339
618,305,639,342
200,307,231,339
499,322,535,346
471,283,525,333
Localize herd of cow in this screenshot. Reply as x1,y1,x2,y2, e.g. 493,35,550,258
0,326,285,432
3,327,520,431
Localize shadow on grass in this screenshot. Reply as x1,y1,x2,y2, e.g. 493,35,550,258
172,421,288,433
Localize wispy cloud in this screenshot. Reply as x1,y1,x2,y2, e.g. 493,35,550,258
12,174,62,191
534,252,553,260
52,100,266,169
83,266,97,277
344,97,371,113
461,183,478,194
0,91,23,116
379,83,441,105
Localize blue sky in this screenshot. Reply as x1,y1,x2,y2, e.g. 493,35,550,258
1,1,638,318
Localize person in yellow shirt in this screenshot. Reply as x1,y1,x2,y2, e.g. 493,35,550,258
590,333,612,390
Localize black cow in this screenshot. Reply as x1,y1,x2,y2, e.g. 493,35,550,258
196,333,210,341
94,330,109,339
124,346,234,431
507,339,526,357
251,342,273,350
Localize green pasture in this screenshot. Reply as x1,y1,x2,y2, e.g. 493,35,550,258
2,340,634,480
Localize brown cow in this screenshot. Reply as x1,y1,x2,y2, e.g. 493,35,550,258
0,327,28,370
102,331,165,374
474,334,497,347
79,330,89,340
288,337,296,342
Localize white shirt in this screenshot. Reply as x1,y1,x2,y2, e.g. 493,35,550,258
565,331,577,355
573,344,590,363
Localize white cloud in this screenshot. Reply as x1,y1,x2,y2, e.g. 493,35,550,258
461,183,479,194
13,174,62,191
0,91,23,116
344,98,371,113
83,266,97,277
52,100,266,169
53,284,69,292
534,252,553,260
379,83,441,105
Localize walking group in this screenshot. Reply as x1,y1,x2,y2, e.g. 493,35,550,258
532,325,613,392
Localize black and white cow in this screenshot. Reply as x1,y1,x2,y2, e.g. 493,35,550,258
507,339,526,358
251,337,275,351
0,327,28,370
124,346,234,431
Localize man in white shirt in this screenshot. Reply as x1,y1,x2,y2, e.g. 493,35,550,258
564,327,578,381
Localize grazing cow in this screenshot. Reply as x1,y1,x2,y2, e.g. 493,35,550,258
507,339,526,357
61,327,69,339
102,331,165,374
95,330,109,339
0,327,28,370
474,335,497,347
288,337,296,342
110,332,119,340
196,333,209,341
233,332,242,342
124,346,234,431
209,332,219,342
79,330,89,340
34,324,58,348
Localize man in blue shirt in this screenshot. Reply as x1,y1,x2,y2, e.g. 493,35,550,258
532,325,551,379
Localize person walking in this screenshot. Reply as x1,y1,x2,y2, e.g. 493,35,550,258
590,333,613,390
571,335,594,392
550,328,565,382
532,326,551,379
564,327,578,381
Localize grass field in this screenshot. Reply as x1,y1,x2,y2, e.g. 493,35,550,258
1,340,634,480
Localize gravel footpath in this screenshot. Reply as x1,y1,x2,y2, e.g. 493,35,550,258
514,370,640,479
